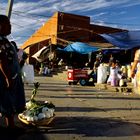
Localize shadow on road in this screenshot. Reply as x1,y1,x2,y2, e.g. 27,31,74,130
55,106,140,112
47,116,140,137
0,116,49,140
0,125,49,140
36,94,140,101
0,116,139,139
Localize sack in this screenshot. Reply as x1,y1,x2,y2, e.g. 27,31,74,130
22,64,34,83
119,79,124,87
97,64,108,84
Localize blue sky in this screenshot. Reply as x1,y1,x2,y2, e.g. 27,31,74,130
1,0,140,46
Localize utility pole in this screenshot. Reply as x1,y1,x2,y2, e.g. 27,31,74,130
6,0,14,19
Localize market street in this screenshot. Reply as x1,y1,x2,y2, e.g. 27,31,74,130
0,74,140,140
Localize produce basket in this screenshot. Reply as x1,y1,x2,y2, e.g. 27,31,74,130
18,113,55,126
18,82,55,126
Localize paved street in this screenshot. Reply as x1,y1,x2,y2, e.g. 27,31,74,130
0,74,140,140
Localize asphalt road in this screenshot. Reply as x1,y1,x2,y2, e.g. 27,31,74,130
0,75,140,140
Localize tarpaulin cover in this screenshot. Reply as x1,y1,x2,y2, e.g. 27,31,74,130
57,42,99,54
32,46,50,62
101,30,140,49
101,48,125,54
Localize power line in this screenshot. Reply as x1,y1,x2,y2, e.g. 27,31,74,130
3,7,140,40
2,6,140,27
14,9,140,27
1,7,54,19
12,12,47,22
92,20,140,27
13,28,82,38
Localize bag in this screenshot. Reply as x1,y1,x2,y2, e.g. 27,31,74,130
97,64,108,84
21,64,34,83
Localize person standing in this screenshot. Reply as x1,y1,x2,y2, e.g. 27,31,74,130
131,49,140,94
107,60,120,86
109,54,114,67
11,41,28,69
93,57,101,82
0,15,26,128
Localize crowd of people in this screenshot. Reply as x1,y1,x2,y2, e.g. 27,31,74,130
91,50,140,94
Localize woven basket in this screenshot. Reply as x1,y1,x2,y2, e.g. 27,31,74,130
18,114,55,126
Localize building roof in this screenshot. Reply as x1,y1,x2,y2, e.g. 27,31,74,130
20,11,125,50
20,12,58,49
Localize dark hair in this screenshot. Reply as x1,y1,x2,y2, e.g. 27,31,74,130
0,15,9,23
0,15,11,36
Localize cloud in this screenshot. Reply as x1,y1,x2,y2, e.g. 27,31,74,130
58,0,130,12
120,1,140,8
2,0,140,46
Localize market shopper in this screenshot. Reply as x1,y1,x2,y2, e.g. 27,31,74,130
107,60,121,86
11,41,28,69
131,49,140,94
0,15,26,128
109,54,115,66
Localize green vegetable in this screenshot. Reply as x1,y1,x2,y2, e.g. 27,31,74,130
24,82,55,118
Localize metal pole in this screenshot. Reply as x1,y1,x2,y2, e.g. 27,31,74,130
6,0,14,19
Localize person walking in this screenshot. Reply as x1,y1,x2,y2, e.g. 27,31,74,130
0,15,26,128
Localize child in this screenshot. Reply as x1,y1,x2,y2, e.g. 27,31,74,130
107,60,121,86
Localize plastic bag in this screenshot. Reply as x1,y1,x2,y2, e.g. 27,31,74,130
22,64,34,83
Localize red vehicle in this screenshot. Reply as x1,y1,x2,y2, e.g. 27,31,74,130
67,68,95,86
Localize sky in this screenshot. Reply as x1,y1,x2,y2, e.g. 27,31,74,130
1,0,140,46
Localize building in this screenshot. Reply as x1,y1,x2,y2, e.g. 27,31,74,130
20,11,126,64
